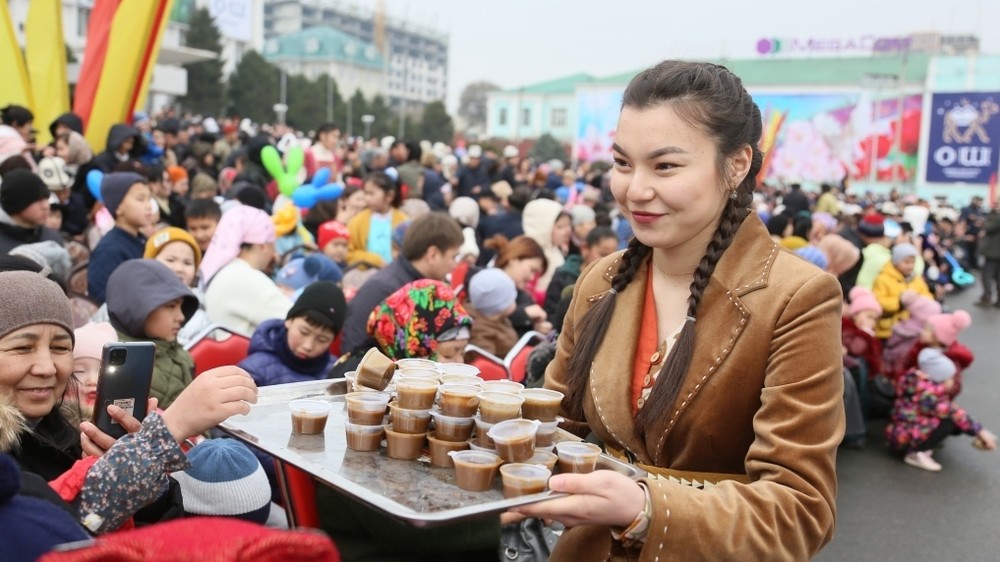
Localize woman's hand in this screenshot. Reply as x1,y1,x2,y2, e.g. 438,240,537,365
160,366,258,442
79,397,158,457
524,304,547,322
510,471,647,528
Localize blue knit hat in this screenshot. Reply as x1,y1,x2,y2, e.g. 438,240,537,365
171,439,271,524
277,254,343,291
100,172,146,217
0,453,89,561
794,245,829,271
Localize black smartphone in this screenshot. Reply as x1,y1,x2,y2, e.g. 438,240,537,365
92,341,156,439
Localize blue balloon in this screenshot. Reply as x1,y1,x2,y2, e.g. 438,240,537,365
292,186,318,209
311,168,331,188
87,170,104,202
314,183,344,203
555,186,570,203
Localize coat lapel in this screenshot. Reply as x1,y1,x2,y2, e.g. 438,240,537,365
587,257,649,461
643,215,780,461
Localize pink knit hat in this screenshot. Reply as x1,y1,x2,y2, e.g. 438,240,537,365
926,310,971,346
893,291,942,337
73,322,118,361
198,205,276,283
848,286,882,317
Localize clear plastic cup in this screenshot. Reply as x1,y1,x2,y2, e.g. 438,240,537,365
438,363,481,377
472,414,496,449
289,400,332,434
449,450,503,491
477,391,525,423
427,432,470,467
357,347,397,391
468,441,498,453
385,426,427,460
395,378,439,410
526,449,558,471
388,402,432,434
344,422,385,451
499,463,552,498
396,358,439,371
396,367,441,381
344,391,391,425
438,384,482,417
488,419,541,463
534,417,562,447
519,389,564,422
428,409,475,442
440,374,485,387
481,380,524,395
555,442,602,474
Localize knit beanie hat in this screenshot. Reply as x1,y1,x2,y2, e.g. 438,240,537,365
171,439,271,524
167,165,188,183
469,268,517,316
100,172,146,217
0,453,90,561
857,214,885,238
277,255,343,290
449,196,480,229
848,286,882,317
817,234,860,276
917,347,956,383
0,169,50,216
894,291,942,337
37,157,72,191
0,271,74,345
794,245,829,270
73,322,118,361
199,205,276,283
286,280,347,334
926,310,971,346
317,220,349,252
9,241,72,283
570,205,596,227
891,243,918,265
144,227,203,268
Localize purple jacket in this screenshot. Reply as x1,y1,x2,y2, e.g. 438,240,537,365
239,318,335,386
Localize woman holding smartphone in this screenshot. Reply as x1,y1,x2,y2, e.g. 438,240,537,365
0,269,259,534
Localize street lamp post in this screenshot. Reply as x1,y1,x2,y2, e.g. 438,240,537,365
362,114,375,140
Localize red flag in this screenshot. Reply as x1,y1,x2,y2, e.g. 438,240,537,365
72,0,122,129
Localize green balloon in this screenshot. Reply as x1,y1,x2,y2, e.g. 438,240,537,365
260,145,284,180
285,145,304,177
278,175,299,197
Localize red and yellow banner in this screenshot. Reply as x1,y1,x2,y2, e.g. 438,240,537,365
0,2,33,109
25,0,69,146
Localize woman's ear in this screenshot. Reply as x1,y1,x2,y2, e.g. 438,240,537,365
729,145,753,187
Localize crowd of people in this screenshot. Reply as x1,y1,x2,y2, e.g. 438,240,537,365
0,57,997,561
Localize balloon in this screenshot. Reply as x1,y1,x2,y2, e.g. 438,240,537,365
311,167,331,187
292,186,317,209
260,145,284,180
384,167,398,182
555,186,570,203
285,146,304,177
87,170,104,201
278,175,299,198
314,183,344,203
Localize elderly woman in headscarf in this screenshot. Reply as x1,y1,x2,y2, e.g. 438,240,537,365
201,205,291,336
367,279,473,364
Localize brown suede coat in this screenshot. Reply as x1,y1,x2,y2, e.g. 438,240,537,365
545,215,844,561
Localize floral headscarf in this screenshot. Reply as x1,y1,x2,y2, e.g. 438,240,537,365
367,279,473,360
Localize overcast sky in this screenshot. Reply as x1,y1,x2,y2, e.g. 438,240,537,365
384,0,999,112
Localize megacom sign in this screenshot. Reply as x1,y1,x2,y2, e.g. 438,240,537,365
925,93,1000,184
755,35,911,56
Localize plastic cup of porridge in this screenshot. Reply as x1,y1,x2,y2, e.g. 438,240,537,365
289,400,331,435
395,377,439,410
344,392,391,425
519,389,564,422
388,402,433,434
438,363,481,377
427,432,470,467
438,384,482,417
449,450,503,492
555,442,602,474
488,419,541,463
477,391,525,423
344,422,385,452
357,348,396,391
481,380,524,395
499,463,551,498
385,426,427,460
533,417,562,447
428,409,475,442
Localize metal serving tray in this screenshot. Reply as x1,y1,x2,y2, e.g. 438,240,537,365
219,379,646,527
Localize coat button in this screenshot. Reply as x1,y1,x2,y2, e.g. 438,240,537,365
643,374,652,386
637,397,645,409
650,351,661,363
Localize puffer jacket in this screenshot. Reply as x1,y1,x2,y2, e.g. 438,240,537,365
239,319,334,387
522,198,566,293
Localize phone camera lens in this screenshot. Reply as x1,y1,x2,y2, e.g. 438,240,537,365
109,349,127,366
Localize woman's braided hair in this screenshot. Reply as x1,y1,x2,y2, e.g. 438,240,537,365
564,61,764,435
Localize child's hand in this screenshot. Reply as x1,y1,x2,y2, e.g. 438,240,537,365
974,429,997,451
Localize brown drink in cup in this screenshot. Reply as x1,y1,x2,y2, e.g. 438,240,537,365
520,389,564,422
488,419,540,463
499,463,552,498
289,400,331,434
450,450,503,492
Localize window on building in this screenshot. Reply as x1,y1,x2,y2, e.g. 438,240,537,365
522,108,531,127
499,108,508,126
551,108,567,128
77,7,90,37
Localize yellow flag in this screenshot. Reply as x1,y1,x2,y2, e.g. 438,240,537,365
134,0,175,113
25,0,69,146
0,2,33,109
85,1,162,150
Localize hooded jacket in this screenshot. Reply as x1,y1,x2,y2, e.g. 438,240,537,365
107,260,198,408
239,318,335,387
522,198,566,293
48,113,84,138
92,125,145,173
0,210,65,256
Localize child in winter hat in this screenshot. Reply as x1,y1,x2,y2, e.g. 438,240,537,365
65,322,118,426
171,439,273,524
847,286,882,335
317,220,350,267
88,172,152,303
923,310,972,348
467,268,519,357
794,245,829,271
883,291,943,379
275,254,343,297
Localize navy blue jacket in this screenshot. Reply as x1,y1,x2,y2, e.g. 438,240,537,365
88,226,145,304
239,319,335,387
340,257,425,353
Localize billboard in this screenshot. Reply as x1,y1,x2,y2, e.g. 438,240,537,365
574,87,622,163
925,92,1000,184
208,0,253,43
